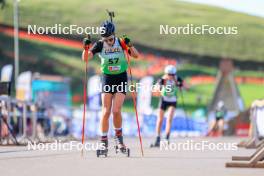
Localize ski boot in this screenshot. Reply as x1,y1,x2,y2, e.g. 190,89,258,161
96,139,108,157
114,136,130,157
150,136,160,148
165,134,170,145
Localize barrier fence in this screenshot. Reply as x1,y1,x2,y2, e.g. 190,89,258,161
0,76,208,145
0,96,41,144
0,95,208,145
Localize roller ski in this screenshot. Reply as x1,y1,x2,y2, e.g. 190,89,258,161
150,136,160,148
114,136,130,157
96,139,108,157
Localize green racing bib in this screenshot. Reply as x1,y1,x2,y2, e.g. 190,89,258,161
99,38,128,75
161,79,178,98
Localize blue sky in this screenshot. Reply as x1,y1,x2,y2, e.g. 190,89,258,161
182,0,264,18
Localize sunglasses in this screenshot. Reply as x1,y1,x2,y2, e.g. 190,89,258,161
168,74,175,76
103,36,114,43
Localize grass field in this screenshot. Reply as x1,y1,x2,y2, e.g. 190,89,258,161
0,0,264,61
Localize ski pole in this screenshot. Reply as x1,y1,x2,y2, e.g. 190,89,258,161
179,88,189,132
179,88,186,112
81,58,88,153
81,35,90,155
120,39,144,157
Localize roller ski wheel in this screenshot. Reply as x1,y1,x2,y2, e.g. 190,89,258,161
96,139,108,158
114,136,130,157
96,148,108,158
115,144,130,157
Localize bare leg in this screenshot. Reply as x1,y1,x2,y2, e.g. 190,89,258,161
165,106,175,139
112,93,127,150
100,93,113,134
112,93,126,129
156,108,165,136
217,119,224,136
207,120,217,136
150,108,165,147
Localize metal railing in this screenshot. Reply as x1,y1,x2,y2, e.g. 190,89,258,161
0,96,36,144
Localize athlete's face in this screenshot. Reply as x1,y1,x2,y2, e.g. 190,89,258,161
103,35,115,46
167,74,175,80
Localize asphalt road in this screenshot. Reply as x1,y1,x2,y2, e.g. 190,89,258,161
0,137,263,176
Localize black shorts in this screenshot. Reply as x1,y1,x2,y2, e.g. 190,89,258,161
159,98,177,111
101,71,128,95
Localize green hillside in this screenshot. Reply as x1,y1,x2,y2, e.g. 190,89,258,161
0,0,264,61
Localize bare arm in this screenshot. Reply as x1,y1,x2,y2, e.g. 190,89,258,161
122,35,139,58
128,46,139,58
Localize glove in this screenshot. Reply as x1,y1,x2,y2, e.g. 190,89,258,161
175,77,183,88
83,37,91,50
177,80,183,88
178,82,183,88
122,35,132,47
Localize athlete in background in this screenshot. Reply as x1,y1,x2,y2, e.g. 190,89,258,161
151,65,183,147
207,101,227,136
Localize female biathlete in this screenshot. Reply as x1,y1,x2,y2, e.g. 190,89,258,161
82,20,139,156
151,65,183,147
207,101,227,136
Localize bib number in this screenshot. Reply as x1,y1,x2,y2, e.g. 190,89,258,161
108,58,119,64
